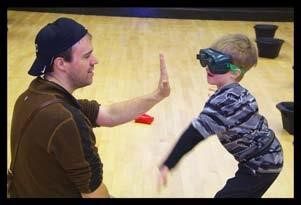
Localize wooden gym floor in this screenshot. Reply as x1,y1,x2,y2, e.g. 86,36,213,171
7,10,294,198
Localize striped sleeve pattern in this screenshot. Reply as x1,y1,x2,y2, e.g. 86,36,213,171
191,83,283,173
192,83,256,138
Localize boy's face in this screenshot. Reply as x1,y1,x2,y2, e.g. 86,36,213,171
206,67,239,88
197,48,242,87
197,48,240,74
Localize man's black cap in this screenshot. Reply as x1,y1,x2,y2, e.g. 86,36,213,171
28,17,87,76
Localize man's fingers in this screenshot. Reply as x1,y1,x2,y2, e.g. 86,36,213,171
159,54,166,70
162,81,169,88
159,53,168,81
159,53,165,65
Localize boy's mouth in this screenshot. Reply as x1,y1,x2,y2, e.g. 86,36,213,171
207,72,214,77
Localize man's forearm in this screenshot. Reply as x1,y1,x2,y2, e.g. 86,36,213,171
97,90,166,127
97,54,170,127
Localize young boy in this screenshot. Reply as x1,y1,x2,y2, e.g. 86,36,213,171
158,34,283,198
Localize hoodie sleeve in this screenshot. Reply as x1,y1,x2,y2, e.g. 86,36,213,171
78,99,100,128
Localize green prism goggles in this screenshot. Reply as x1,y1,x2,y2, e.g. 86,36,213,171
196,48,243,74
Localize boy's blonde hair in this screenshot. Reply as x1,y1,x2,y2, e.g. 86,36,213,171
210,34,258,81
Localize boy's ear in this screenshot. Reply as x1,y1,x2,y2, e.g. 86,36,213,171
231,69,241,79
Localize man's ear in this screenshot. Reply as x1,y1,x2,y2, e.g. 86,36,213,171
53,57,67,72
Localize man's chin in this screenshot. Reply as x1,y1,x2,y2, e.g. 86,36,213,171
77,80,93,89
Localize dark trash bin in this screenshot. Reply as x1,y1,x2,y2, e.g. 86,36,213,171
254,24,278,38
256,37,284,58
276,102,294,135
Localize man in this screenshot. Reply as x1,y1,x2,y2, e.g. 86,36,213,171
9,17,170,197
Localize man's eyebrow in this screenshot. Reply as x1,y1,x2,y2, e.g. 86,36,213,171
83,50,93,57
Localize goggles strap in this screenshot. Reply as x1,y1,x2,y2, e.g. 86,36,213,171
227,63,245,75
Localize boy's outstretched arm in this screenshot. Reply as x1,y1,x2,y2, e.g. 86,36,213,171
157,124,205,189
96,54,170,127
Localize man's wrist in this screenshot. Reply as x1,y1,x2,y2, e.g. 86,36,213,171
153,89,165,102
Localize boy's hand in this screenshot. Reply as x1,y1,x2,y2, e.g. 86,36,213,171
157,165,170,192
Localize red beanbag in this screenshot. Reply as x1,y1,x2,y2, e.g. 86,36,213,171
135,113,154,124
